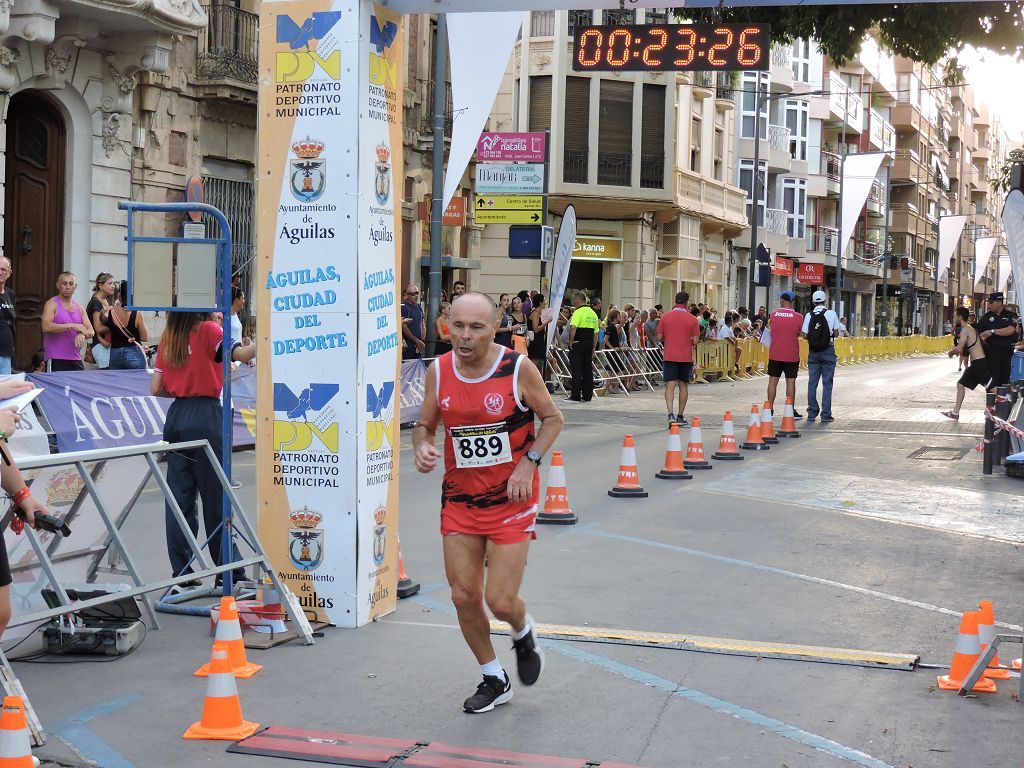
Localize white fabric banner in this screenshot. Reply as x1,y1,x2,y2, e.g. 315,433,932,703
937,214,968,284
973,237,998,290
999,255,1012,292
839,153,885,265
442,12,524,212
1002,190,1024,297
544,205,576,348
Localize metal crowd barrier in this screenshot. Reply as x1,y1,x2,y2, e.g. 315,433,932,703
0,440,315,746
545,335,953,395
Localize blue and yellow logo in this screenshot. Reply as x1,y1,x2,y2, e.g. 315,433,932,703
273,382,340,452
275,12,342,82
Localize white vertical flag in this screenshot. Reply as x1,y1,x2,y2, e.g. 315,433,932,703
937,215,968,284
839,153,886,262
973,237,998,291
441,12,524,211
544,205,576,348
1002,190,1024,296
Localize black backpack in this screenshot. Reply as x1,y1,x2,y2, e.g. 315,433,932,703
806,310,832,352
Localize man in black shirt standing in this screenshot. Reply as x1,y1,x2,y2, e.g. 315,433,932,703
0,257,15,374
976,292,1018,389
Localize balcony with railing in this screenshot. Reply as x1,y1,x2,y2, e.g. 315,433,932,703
597,152,631,186
866,180,885,217
715,72,735,107
419,81,453,142
771,45,791,67
770,45,793,91
846,89,863,133
767,125,792,172
563,150,588,185
692,71,714,100
891,148,922,183
822,150,841,195
197,4,259,87
828,72,848,121
806,225,839,255
868,108,896,153
765,207,788,236
640,154,665,189
567,9,593,37
675,169,748,229
530,10,555,37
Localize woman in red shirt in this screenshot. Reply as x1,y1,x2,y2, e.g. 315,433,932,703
151,313,256,586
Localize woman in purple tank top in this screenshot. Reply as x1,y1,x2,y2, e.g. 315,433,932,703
41,272,94,371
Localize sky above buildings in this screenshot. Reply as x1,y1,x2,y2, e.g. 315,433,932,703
960,46,1024,143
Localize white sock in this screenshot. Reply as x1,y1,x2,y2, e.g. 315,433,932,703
512,614,534,641
480,658,505,678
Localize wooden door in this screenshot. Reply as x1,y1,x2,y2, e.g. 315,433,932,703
3,92,66,369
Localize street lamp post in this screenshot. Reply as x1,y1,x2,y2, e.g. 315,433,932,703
747,79,762,314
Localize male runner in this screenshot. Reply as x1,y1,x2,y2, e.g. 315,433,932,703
765,291,804,417
414,292,564,713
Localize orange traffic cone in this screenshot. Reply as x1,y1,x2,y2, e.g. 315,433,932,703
184,643,260,740
712,411,744,461
684,418,712,469
937,610,997,693
655,423,692,480
977,600,1011,680
397,536,420,598
196,597,262,679
777,398,801,438
759,402,779,445
608,435,648,497
0,696,33,767
741,406,769,451
538,451,578,524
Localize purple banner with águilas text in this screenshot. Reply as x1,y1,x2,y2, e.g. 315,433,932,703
27,368,256,454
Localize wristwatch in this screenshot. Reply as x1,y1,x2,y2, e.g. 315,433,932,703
526,449,542,467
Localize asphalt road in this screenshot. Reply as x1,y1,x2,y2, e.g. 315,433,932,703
24,353,1024,768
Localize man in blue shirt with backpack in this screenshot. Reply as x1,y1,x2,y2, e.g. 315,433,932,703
801,289,840,423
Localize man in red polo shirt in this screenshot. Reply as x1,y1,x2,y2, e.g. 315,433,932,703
765,290,804,417
656,291,700,426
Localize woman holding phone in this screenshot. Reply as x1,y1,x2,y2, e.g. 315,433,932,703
150,313,256,585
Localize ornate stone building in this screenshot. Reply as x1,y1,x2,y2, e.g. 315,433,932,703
0,0,262,366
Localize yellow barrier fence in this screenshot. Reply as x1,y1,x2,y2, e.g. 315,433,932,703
696,334,952,383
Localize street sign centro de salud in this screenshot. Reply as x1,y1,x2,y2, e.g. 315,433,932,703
475,194,543,224
475,163,545,195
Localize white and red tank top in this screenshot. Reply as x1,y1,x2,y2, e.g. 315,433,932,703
436,347,538,518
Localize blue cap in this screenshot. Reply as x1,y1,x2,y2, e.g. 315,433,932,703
777,290,796,301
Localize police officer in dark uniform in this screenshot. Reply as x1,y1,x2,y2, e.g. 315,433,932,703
976,292,1019,388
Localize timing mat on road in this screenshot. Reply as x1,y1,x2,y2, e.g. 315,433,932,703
489,621,919,670
227,726,648,767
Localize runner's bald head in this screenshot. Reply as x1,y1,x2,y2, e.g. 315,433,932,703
453,291,497,323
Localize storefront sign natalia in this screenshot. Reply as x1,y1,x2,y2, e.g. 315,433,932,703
476,132,546,163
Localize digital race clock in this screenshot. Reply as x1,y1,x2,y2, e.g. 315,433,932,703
572,24,770,72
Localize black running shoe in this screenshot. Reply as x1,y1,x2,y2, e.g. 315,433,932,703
512,625,545,686
793,409,803,419
463,673,512,713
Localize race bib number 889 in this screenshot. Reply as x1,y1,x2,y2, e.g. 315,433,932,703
451,422,512,469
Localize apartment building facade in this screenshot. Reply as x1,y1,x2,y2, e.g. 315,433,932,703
406,8,748,312
732,33,1012,336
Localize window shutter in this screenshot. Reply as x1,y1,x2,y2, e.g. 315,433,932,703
528,76,552,132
